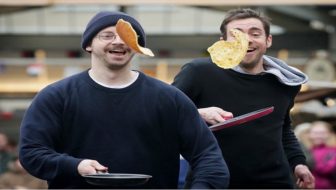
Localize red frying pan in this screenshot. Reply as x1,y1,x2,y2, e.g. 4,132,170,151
209,106,274,132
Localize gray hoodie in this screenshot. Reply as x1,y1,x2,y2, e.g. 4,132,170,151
233,55,308,86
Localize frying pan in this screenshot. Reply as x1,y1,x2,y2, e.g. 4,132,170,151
209,106,274,132
83,173,152,187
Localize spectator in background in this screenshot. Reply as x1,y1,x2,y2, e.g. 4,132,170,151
0,156,47,189
0,132,12,174
294,122,314,169
6,137,18,154
308,121,336,189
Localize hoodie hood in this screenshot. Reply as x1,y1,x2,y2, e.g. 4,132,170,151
263,55,308,86
233,55,308,86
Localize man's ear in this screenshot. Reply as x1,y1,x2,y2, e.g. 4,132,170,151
85,45,92,52
266,35,272,48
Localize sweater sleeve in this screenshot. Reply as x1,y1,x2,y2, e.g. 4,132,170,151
19,85,82,181
282,100,307,171
174,91,230,189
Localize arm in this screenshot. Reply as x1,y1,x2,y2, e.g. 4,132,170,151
175,91,230,189
19,86,81,180
282,101,314,189
282,109,307,170
19,85,106,181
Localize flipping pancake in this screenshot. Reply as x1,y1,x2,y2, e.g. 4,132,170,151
207,29,248,69
116,19,154,57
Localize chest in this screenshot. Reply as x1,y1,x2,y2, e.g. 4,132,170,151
197,72,295,111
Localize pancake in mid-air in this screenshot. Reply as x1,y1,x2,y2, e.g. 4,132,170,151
208,29,248,69
116,19,154,57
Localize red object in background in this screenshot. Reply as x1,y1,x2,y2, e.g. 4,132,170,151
21,50,35,58
157,49,171,57
0,111,13,120
66,50,82,58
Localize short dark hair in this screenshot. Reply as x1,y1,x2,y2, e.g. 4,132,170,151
220,8,271,40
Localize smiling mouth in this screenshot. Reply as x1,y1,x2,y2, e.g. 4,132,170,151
108,49,127,55
247,48,256,53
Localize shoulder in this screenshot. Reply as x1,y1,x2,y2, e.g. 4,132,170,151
35,71,88,100
178,57,222,78
283,83,302,97
141,73,193,102
184,57,214,69
190,57,213,64
142,73,180,93
49,71,87,89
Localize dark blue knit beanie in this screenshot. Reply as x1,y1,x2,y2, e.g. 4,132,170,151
81,11,146,51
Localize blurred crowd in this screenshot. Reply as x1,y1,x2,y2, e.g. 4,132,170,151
294,121,336,189
0,132,47,189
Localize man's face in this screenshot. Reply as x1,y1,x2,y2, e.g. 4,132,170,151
226,18,272,69
86,26,136,70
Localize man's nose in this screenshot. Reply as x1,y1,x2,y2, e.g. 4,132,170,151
112,35,125,44
247,35,253,42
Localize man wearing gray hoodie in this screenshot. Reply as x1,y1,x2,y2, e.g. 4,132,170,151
172,8,315,189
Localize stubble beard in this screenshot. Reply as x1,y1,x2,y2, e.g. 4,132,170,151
240,52,264,70
240,60,259,70
104,52,135,71
106,63,127,71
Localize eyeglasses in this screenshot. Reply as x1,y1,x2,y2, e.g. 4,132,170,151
96,33,119,42
96,33,140,42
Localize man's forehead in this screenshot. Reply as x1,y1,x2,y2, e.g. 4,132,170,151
230,23,261,28
227,19,263,29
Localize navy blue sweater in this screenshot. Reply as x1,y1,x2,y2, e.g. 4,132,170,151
172,58,307,188
19,71,229,189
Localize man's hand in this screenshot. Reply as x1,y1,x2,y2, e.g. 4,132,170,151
198,107,233,125
294,164,315,189
77,159,108,176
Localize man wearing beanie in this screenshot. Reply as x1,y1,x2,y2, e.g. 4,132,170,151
19,11,230,189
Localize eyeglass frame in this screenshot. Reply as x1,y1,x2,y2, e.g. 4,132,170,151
95,32,140,42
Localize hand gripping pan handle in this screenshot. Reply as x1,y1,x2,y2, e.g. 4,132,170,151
209,106,274,132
